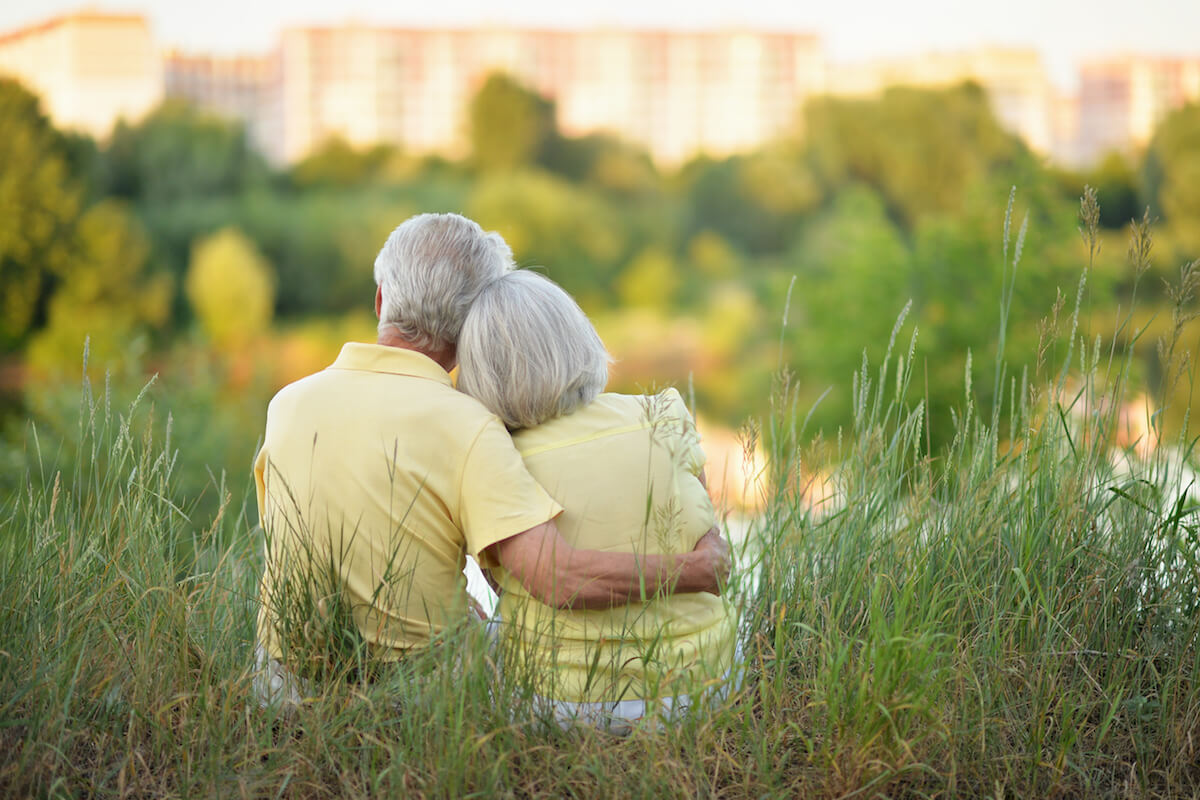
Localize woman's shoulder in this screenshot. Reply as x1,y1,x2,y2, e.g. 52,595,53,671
588,389,692,425
511,390,690,453
623,388,693,424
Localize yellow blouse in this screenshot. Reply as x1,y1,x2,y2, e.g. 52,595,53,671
496,389,737,703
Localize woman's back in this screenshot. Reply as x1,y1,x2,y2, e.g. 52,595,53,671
494,389,737,703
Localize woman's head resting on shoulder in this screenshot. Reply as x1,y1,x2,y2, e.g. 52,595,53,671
457,270,611,430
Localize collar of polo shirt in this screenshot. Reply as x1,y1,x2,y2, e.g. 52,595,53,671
329,342,453,386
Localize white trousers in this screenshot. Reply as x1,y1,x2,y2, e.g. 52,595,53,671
535,639,746,736
251,636,746,736
252,644,309,709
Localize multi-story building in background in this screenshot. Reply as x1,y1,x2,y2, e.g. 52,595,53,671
0,11,161,138
0,10,1196,168
274,26,824,165
1076,56,1200,164
163,50,280,156
275,25,400,163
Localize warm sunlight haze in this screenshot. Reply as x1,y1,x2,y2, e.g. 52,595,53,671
2,0,1199,797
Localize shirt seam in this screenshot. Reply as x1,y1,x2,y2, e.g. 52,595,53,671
456,418,496,517
517,420,653,458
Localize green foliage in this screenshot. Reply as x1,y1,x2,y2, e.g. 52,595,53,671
122,187,416,320
1144,103,1200,255
746,267,1200,793
290,138,401,188
616,246,680,308
4,69,1199,448
468,73,557,172
1090,152,1143,229
788,185,912,427
26,201,172,372
682,149,821,255
802,82,1029,227
103,100,267,206
185,227,276,349
238,189,416,316
687,231,742,280
542,132,662,197
0,80,173,365
467,169,626,304
0,79,83,350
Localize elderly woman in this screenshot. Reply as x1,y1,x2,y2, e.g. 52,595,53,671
457,270,739,733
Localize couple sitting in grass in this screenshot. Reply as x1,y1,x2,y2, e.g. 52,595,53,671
253,213,738,733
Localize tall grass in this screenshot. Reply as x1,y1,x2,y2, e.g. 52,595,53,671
2,190,1200,797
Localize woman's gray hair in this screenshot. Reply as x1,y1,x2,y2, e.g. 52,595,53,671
457,270,610,430
373,213,514,351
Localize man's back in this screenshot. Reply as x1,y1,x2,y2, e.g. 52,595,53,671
254,342,560,665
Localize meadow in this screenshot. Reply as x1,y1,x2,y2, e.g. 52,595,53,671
2,191,1200,799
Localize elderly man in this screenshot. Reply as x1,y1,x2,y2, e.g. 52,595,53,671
253,213,728,700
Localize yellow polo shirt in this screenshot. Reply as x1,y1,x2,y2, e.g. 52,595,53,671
254,342,562,665
495,389,737,703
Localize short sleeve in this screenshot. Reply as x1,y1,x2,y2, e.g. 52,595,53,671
458,416,563,568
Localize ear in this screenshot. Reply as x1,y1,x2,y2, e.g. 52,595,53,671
374,285,383,318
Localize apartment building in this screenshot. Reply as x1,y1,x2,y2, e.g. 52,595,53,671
1076,56,1200,164
1,11,1196,167
163,50,280,156
274,25,825,165
0,11,160,137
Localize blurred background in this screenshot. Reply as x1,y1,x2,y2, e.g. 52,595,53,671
0,1,1197,520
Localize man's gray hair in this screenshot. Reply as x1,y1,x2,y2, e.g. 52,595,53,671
373,213,514,351
457,270,610,430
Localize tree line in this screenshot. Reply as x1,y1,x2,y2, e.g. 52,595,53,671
2,72,1198,447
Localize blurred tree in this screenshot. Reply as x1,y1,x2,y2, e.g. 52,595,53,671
467,169,625,305
1143,103,1200,255
802,83,1028,228
237,190,409,317
739,146,823,218
687,232,742,281
1088,152,1142,229
789,185,913,430
291,137,400,187
60,130,105,203
99,101,271,324
103,100,267,206
616,246,680,308
467,73,556,172
681,148,820,255
542,132,661,197
185,227,276,349
539,131,604,182
696,282,772,420
587,141,660,197
26,200,172,371
0,79,83,350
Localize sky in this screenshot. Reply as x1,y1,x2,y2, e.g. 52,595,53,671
2,0,1198,91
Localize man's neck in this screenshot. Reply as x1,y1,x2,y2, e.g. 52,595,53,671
376,327,457,372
